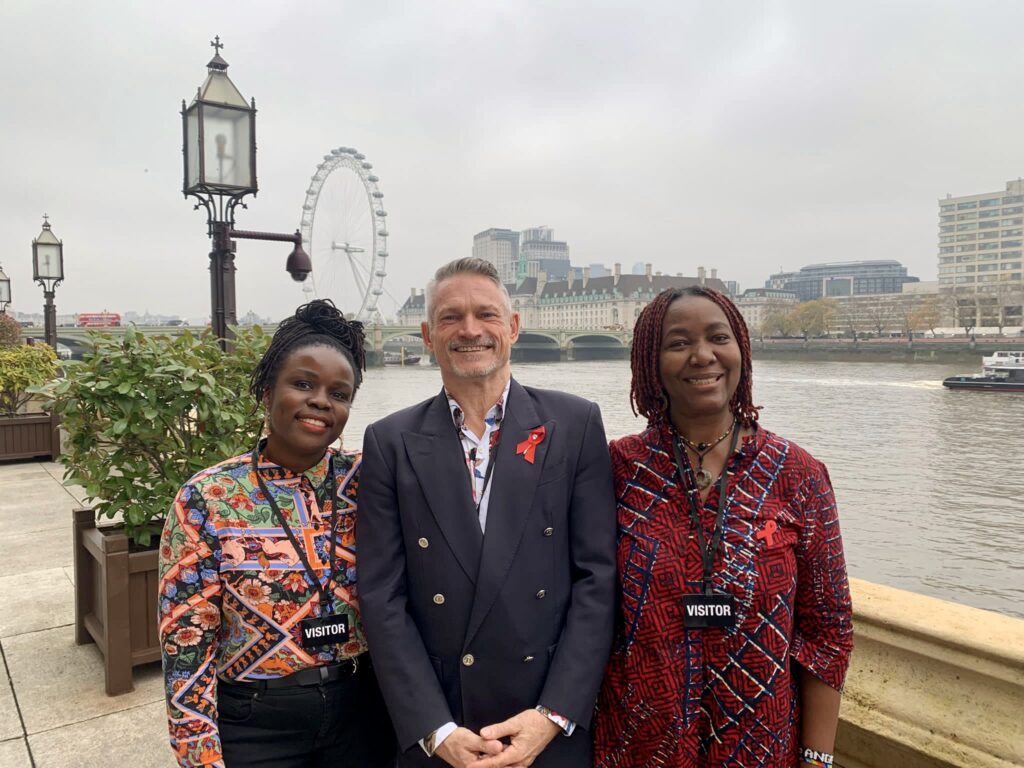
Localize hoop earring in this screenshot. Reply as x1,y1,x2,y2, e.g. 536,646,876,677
657,391,669,413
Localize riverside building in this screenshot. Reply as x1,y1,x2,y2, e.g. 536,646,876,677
735,288,799,334
398,262,730,332
767,261,919,302
509,263,727,331
938,179,1024,331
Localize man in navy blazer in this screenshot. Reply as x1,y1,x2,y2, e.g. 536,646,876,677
358,257,616,768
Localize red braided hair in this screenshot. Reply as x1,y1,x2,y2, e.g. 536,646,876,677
630,286,760,428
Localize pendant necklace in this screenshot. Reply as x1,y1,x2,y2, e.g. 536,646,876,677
677,421,736,491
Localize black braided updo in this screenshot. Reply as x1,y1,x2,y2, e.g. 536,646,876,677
249,300,367,402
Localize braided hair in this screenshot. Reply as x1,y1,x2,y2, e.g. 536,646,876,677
249,299,367,402
630,286,759,428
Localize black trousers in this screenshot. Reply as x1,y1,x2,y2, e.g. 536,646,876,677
218,660,397,767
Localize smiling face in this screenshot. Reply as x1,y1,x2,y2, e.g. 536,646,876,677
262,344,356,472
421,273,520,384
658,295,743,425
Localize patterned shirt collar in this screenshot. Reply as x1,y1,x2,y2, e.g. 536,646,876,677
256,439,333,487
445,377,512,437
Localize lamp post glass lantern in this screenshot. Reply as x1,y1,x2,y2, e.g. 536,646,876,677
32,215,64,349
182,36,257,203
182,36,312,352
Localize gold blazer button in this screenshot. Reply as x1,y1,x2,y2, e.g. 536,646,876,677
535,589,546,599
418,537,429,548
462,654,475,667
543,527,554,536
433,593,445,605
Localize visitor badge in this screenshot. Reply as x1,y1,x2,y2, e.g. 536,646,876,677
682,593,736,628
299,614,350,649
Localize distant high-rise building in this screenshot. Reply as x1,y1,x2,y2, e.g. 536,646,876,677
473,228,520,284
767,261,919,303
938,179,1023,330
473,226,572,283
519,226,570,281
631,261,646,275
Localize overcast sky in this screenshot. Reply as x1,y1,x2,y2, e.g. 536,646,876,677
2,0,1022,322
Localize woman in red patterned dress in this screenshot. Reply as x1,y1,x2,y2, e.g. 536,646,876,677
593,287,853,768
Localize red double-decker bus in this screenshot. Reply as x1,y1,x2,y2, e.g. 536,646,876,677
76,312,122,328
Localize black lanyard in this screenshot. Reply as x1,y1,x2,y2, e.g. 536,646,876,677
251,444,338,609
671,423,741,596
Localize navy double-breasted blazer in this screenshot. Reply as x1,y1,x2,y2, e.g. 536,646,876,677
357,379,616,767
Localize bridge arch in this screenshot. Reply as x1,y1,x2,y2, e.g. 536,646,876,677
565,332,629,361
513,332,560,362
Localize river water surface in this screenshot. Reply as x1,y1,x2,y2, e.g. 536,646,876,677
342,360,1024,619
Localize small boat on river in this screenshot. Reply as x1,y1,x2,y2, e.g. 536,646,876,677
383,349,422,366
942,350,1024,392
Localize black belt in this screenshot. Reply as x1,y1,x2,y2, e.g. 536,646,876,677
220,656,362,690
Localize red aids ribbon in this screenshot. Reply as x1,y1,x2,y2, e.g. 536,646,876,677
755,519,778,547
515,426,546,464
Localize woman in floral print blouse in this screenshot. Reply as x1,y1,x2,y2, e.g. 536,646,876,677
159,300,396,768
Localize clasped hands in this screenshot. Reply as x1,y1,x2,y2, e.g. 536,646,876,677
435,709,560,768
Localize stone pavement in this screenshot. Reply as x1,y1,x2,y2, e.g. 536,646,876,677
0,460,175,768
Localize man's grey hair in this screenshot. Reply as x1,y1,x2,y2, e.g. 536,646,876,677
423,257,513,324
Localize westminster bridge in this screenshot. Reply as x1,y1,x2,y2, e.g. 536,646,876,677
23,324,633,364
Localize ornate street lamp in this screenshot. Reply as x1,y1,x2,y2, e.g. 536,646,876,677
0,263,11,314
182,36,311,351
32,215,64,349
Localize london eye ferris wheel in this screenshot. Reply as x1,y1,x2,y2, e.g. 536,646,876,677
299,147,388,322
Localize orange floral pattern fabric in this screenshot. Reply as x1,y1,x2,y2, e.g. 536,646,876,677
158,448,365,768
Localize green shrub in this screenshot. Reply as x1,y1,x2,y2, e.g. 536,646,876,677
41,326,270,546
0,344,58,417
0,314,22,346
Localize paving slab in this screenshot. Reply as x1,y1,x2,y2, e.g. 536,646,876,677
0,528,73,575
0,461,52,482
0,652,22,741
0,494,74,537
0,568,73,638
5,625,163,734
38,463,89,504
29,700,176,768
0,737,32,768
0,479,77,503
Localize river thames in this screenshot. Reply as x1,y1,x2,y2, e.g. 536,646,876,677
342,359,1024,619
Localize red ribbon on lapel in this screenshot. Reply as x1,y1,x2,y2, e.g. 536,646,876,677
515,426,546,465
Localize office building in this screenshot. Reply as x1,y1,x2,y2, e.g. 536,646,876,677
735,288,798,334
767,261,919,302
518,226,570,281
938,179,1023,330
473,228,520,284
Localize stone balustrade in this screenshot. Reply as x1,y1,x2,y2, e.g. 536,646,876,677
837,578,1024,768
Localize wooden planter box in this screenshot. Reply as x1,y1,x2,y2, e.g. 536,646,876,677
73,507,161,695
0,412,61,461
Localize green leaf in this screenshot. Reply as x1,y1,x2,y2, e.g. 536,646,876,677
51,327,269,546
